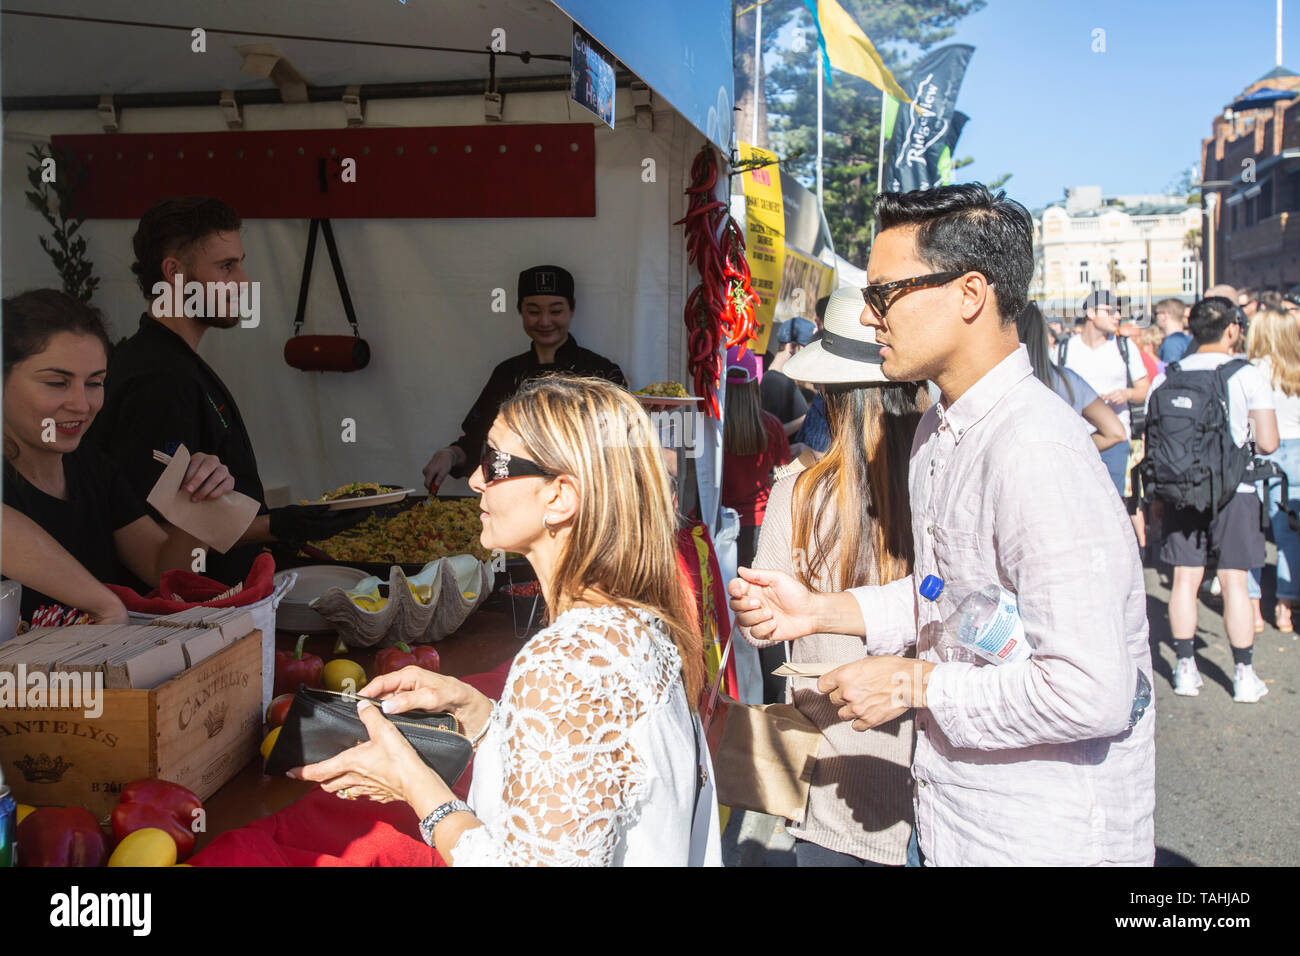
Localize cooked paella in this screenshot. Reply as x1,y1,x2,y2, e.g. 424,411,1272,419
309,495,492,563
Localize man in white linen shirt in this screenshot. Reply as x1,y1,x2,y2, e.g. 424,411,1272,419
728,183,1155,866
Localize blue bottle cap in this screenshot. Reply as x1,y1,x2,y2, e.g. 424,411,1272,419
919,574,945,601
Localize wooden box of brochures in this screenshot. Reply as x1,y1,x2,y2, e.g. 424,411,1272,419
0,609,262,820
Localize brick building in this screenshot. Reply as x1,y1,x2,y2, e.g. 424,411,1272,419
1202,66,1300,291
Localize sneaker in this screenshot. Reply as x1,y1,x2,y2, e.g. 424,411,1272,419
1233,663,1269,703
1173,657,1203,696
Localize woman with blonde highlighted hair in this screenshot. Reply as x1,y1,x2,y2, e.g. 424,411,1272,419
1248,308,1300,631
296,375,721,866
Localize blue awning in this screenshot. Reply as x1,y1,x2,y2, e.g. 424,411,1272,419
1231,86,1298,111
551,0,734,150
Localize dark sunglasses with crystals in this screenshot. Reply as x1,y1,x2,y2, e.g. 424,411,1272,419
861,270,968,319
479,443,556,484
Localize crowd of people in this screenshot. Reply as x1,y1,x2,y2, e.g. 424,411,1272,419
4,180,1288,866
1042,280,1300,701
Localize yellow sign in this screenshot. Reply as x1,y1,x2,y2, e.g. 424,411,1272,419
738,142,784,355
779,249,835,325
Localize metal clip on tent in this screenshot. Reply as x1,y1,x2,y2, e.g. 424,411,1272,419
97,94,118,133
484,52,503,122
219,90,243,130
284,160,371,372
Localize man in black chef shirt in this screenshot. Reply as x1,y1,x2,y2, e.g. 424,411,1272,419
422,265,628,490
90,196,362,585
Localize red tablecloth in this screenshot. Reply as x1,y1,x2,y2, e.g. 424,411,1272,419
190,661,510,867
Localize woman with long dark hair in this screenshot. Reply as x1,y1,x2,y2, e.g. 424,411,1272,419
1018,303,1126,451
743,289,927,866
3,289,237,625
721,344,791,569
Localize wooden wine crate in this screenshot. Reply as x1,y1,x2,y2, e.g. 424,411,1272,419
0,631,262,821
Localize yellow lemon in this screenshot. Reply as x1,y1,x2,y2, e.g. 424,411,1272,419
108,827,178,867
15,804,35,825
350,589,387,612
260,725,281,761
323,658,367,694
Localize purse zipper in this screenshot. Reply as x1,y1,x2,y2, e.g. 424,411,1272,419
313,688,468,738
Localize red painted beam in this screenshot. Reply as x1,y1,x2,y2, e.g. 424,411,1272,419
51,124,596,219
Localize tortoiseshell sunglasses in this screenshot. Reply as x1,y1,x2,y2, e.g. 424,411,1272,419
861,271,967,319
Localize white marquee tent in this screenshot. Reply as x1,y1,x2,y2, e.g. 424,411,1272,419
1,0,732,522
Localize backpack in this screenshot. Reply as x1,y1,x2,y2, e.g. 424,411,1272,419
1138,358,1251,513
1057,333,1144,437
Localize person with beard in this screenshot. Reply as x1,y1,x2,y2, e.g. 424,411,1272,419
90,197,363,587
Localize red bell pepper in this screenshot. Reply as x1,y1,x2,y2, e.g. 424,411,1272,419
374,641,441,676
111,778,203,861
17,806,108,867
274,633,323,697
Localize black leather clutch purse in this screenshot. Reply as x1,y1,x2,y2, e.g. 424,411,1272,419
264,686,473,785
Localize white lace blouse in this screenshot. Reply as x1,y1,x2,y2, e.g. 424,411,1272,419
453,605,723,866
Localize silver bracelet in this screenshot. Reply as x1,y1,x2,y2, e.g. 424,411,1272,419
419,798,472,847
469,704,495,747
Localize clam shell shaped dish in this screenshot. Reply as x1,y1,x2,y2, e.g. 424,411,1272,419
309,554,494,647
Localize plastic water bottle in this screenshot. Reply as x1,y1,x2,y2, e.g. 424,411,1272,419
918,575,1032,665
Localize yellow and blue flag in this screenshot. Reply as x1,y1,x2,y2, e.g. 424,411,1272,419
800,0,910,102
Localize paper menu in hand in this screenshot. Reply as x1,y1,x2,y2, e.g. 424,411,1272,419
771,661,837,678
146,444,259,554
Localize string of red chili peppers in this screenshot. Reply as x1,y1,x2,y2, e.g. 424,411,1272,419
675,145,760,419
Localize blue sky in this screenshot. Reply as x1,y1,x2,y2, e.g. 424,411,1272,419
930,0,1300,209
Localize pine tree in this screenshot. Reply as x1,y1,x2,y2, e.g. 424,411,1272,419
734,0,985,264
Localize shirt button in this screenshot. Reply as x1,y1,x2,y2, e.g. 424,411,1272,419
957,427,964,436
919,779,928,789
926,525,934,535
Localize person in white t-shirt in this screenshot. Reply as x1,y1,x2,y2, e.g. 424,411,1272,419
1148,297,1279,703
1247,307,1300,633
1058,290,1150,498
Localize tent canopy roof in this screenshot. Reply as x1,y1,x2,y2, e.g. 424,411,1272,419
1,0,579,98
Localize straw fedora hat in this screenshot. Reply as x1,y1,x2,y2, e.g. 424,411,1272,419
782,287,889,385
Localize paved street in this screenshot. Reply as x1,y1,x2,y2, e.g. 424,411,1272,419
1145,545,1298,866
723,544,1299,867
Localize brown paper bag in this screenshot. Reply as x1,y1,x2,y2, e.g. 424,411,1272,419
706,693,822,824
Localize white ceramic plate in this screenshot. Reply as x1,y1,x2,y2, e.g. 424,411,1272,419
275,566,370,633
300,488,417,511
